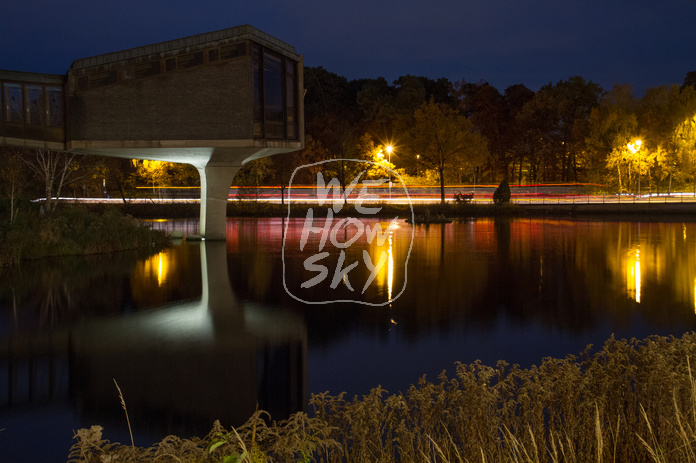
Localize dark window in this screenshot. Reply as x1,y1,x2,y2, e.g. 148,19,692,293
285,60,297,139
46,86,64,128
26,85,43,126
135,61,160,79
253,44,263,138
252,43,299,140
121,67,133,80
221,42,247,60
263,50,284,139
4,83,23,123
165,58,176,72
77,76,89,91
90,71,117,87
178,52,204,69
208,48,219,62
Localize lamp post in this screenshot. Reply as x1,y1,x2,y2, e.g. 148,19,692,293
628,139,642,197
386,144,393,200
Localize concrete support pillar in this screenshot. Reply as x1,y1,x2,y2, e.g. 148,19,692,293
199,241,243,333
198,165,240,240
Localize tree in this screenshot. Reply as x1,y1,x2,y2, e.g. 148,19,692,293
638,85,696,190
22,148,81,213
132,160,198,198
404,99,488,203
0,147,26,222
516,76,602,182
493,178,511,204
683,71,696,90
586,84,639,189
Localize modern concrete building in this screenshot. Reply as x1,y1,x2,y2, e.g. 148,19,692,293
0,25,304,239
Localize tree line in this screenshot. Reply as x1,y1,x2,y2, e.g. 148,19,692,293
295,68,696,194
2,69,696,213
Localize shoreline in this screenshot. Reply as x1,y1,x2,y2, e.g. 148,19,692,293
83,200,696,221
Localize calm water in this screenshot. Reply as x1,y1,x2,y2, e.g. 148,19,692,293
2,217,696,461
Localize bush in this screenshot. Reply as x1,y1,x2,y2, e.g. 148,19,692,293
0,206,169,267
493,178,511,204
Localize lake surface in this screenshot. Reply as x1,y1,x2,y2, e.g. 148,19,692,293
2,216,696,462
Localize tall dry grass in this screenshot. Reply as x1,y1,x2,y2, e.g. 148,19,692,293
70,332,696,462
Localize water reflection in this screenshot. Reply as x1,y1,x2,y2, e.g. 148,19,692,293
72,241,306,437
223,218,696,349
0,238,306,462
3,217,696,462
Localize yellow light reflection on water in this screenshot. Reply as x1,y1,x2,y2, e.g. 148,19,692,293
157,252,169,287
626,247,641,303
387,233,393,302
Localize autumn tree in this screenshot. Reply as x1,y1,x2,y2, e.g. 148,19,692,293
404,99,488,203
132,160,198,198
586,84,639,189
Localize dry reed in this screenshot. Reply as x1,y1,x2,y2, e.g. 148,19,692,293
69,332,696,462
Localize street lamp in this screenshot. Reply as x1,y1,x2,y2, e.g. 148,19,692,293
628,139,642,197
386,145,393,200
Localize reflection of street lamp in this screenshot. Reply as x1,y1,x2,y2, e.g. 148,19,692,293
386,145,393,200
628,139,642,196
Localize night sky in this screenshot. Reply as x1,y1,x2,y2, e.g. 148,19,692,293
1,0,695,96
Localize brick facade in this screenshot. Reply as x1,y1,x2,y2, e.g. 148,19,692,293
68,58,254,142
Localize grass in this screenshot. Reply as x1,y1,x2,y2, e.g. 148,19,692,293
0,202,171,268
69,332,696,462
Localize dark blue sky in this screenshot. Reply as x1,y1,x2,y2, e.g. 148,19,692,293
1,0,695,95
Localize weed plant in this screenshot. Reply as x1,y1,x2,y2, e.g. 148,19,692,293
70,332,696,462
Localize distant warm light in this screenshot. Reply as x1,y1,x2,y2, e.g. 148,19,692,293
386,145,393,155
693,277,696,314
628,139,642,153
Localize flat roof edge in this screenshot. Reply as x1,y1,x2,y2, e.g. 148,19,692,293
70,24,298,70
0,69,66,84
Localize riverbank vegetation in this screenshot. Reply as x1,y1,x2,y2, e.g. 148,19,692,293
70,332,696,462
0,201,170,268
